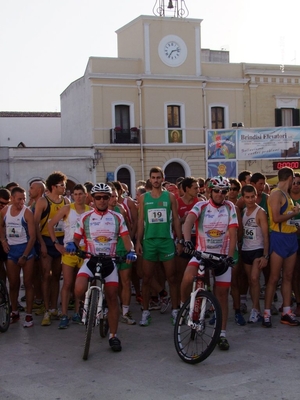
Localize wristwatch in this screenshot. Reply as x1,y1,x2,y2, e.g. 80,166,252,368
53,239,59,245
21,255,28,260
263,255,269,260
178,239,184,245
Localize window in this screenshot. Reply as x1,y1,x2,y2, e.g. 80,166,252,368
164,162,185,183
168,105,181,128
211,107,225,129
117,168,131,195
113,105,131,143
275,108,300,127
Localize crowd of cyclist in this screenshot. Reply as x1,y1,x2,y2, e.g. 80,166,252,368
1,165,299,353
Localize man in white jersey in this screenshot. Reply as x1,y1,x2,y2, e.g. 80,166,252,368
0,187,36,327
48,184,92,328
67,183,137,352
181,176,238,351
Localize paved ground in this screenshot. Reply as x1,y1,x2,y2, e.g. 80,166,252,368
1,290,300,400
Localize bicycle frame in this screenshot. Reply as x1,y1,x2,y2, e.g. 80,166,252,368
82,268,105,326
188,264,207,330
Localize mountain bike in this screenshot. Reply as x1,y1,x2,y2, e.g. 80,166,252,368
174,250,230,364
77,251,124,361
0,279,10,333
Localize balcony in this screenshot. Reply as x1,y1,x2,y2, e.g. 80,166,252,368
110,127,140,144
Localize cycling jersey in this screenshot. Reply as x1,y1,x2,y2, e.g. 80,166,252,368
189,198,238,254
74,208,129,256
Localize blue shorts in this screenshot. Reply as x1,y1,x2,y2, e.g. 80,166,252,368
270,231,298,258
42,236,64,258
7,243,35,264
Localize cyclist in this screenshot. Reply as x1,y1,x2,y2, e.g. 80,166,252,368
68,183,136,352
181,176,238,351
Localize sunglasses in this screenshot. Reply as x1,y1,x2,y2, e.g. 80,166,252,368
293,182,300,186
229,187,239,191
0,200,9,206
56,183,66,187
94,195,110,201
212,189,228,195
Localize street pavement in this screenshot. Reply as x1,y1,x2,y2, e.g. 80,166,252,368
1,290,300,400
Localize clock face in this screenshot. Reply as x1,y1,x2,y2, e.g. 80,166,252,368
158,35,187,67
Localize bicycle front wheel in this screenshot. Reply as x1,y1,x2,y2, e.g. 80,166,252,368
99,298,109,338
174,291,222,364
0,280,10,333
83,289,99,360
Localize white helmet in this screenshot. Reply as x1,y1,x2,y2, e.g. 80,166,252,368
90,183,112,195
209,176,230,190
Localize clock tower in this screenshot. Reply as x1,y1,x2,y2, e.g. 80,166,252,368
116,0,202,76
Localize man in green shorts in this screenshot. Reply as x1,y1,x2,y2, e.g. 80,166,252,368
136,166,183,326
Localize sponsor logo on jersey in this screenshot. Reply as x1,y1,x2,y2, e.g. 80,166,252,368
206,229,224,238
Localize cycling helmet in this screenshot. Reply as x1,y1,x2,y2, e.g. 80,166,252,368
208,176,230,190
90,183,112,195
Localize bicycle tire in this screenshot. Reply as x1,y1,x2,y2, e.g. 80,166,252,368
83,288,98,360
174,290,222,364
0,279,10,333
99,298,109,338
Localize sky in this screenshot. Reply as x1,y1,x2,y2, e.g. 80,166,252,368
1,0,299,112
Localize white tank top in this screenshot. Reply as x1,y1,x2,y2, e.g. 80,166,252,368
5,205,28,245
242,205,264,251
63,204,89,246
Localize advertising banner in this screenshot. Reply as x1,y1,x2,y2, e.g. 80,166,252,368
237,127,300,160
207,161,237,178
206,130,237,160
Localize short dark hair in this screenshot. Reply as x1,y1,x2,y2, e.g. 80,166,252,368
278,167,294,182
73,183,87,193
5,182,19,191
0,188,10,200
250,172,266,184
229,178,241,191
238,170,252,183
149,166,164,178
181,177,198,192
241,184,257,196
11,186,25,196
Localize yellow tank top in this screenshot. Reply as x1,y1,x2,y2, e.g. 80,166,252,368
40,196,66,237
268,188,297,233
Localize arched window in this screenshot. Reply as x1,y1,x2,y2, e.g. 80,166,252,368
164,162,185,183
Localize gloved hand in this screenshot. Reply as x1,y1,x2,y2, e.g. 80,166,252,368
65,242,78,254
184,240,195,255
224,256,235,268
126,250,137,263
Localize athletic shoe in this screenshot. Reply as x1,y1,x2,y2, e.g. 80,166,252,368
109,336,122,352
41,311,51,326
160,296,171,314
58,315,69,329
50,309,62,320
240,303,247,314
235,312,246,326
281,311,300,326
218,336,230,351
23,315,34,328
10,312,20,324
262,313,272,328
72,313,83,324
120,311,136,325
139,310,151,326
35,306,46,316
149,300,161,311
271,303,279,315
171,309,179,326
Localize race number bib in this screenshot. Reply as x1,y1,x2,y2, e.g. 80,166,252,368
7,226,22,238
147,208,167,224
243,227,257,241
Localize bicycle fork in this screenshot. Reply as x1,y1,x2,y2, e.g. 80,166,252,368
82,285,104,326
188,274,207,330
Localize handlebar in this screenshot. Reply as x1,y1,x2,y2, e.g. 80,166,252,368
76,249,126,264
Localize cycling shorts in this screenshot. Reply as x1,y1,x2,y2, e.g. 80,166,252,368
77,259,118,286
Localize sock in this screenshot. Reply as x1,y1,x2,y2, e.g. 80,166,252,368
220,330,226,338
282,306,290,315
34,299,42,305
240,295,247,304
122,305,129,316
109,333,117,339
264,309,271,316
